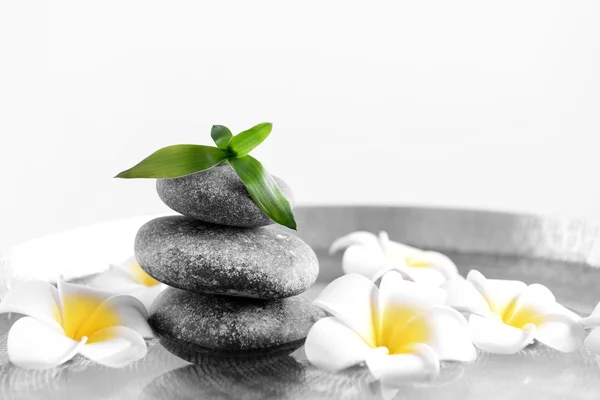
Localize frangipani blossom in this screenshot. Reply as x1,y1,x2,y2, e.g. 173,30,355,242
0,278,153,369
329,231,459,287
581,302,600,354
89,257,166,313
305,271,476,386
443,270,585,354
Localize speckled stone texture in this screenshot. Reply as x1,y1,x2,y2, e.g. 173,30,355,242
156,165,294,227
135,216,319,299
149,287,325,357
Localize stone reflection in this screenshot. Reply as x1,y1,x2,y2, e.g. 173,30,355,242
141,354,406,400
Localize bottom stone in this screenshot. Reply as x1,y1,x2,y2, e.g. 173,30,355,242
158,336,306,364
149,287,325,361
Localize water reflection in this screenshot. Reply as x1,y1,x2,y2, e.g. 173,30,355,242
142,355,384,400
141,352,469,400
140,343,600,400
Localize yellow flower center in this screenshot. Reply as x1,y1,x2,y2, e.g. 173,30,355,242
383,253,433,269
374,304,430,355
130,260,160,287
405,256,432,268
59,294,121,343
501,302,538,329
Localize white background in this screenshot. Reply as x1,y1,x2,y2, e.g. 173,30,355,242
1,1,599,251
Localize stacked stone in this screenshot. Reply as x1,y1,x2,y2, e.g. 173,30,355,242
134,165,323,362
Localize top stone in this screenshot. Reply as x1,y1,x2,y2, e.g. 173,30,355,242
156,165,294,227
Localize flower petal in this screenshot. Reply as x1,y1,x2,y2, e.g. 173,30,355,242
531,313,585,353
0,281,62,330
116,256,160,287
502,283,557,326
581,301,600,327
400,267,447,287
304,316,373,372
374,384,400,400
313,274,377,347
377,271,446,349
78,294,153,339
58,278,116,339
365,343,440,386
469,313,535,354
502,284,582,337
584,327,600,354
329,231,380,254
79,326,147,368
89,265,140,291
467,270,526,317
129,284,166,314
7,316,84,369
393,306,476,362
341,246,396,280
377,232,422,257
442,278,491,315
411,251,459,281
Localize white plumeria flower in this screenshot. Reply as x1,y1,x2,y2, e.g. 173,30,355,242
304,271,476,386
0,278,153,369
443,270,585,354
329,231,459,287
581,302,600,354
88,257,166,313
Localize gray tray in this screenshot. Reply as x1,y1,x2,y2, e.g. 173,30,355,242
2,206,600,400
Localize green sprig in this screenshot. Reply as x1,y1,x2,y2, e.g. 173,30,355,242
115,123,297,230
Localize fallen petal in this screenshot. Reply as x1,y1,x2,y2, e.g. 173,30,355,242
79,326,147,368
469,313,535,354
314,274,377,346
366,343,440,386
0,281,62,330
304,316,373,372
7,316,84,369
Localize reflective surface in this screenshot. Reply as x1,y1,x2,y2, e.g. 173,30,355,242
2,206,600,399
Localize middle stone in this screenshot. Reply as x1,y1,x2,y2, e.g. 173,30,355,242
135,216,319,299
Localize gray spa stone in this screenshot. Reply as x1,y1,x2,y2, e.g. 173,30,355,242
135,216,319,299
156,165,294,227
149,287,325,358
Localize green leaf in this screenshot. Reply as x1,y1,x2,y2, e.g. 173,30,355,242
211,125,233,149
229,155,297,230
115,145,228,179
228,122,272,157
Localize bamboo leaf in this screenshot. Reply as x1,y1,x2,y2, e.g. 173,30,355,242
115,145,228,178
229,155,297,230
211,125,233,149
228,122,272,157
